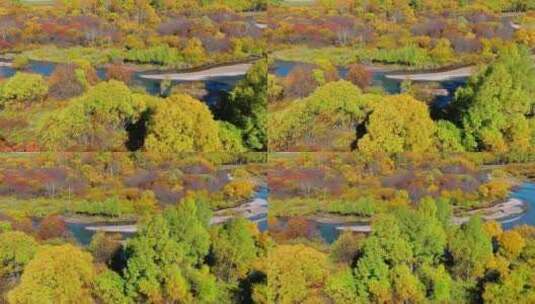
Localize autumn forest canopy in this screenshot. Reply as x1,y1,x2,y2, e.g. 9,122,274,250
1,0,535,304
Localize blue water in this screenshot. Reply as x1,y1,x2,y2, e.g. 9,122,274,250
66,222,136,246
66,222,96,245
251,185,269,232
433,78,468,109
501,183,535,230
0,61,241,105
315,221,354,243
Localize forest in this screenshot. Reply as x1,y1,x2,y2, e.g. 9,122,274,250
1,0,535,303
0,0,267,152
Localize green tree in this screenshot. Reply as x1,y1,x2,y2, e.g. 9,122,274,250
358,94,437,156
453,45,535,152
325,268,359,304
448,217,493,279
220,60,267,151
162,197,212,265
435,120,465,152
0,232,38,279
353,214,414,302
218,121,246,152
94,270,131,304
353,240,392,302
209,218,258,282
395,205,447,265
38,80,146,150
418,264,452,302
123,200,218,303
0,73,48,106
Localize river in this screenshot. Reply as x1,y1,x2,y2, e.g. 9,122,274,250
501,183,535,229
67,185,269,246
0,60,244,106
271,60,468,107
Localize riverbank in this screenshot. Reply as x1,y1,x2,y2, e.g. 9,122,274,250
384,54,534,81
453,198,526,225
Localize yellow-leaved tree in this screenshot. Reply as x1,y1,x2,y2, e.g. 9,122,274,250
144,94,222,152
358,94,437,156
8,244,95,304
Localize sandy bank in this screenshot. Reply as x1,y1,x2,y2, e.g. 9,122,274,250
85,225,137,233
385,53,534,82
452,198,525,225
139,63,252,81
211,197,268,225
385,66,474,81
336,225,372,232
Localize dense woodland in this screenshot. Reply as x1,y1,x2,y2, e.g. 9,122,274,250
268,153,514,217
1,0,535,303
0,152,270,303
270,201,535,303
268,0,535,66
0,152,535,303
268,0,535,153
0,0,265,66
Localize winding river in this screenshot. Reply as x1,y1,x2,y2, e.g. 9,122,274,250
0,60,246,106
271,60,468,107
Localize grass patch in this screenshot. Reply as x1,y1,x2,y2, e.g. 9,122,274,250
272,46,361,66
21,45,124,65
0,197,71,218
0,196,139,219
